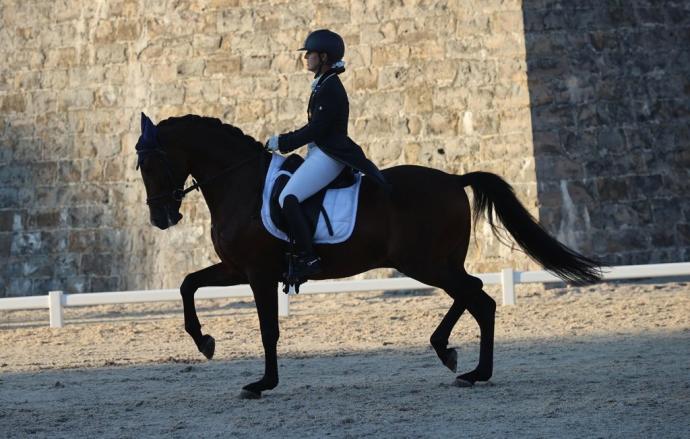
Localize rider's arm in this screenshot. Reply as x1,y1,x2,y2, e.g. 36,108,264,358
277,82,341,153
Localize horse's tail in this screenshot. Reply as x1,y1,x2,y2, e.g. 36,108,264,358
459,171,602,285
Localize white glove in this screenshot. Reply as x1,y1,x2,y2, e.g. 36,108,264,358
266,135,279,152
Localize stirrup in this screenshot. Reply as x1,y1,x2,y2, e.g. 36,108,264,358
282,252,321,293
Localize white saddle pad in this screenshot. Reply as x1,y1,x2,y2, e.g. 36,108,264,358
260,154,363,244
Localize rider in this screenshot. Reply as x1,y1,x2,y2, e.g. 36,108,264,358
265,29,388,280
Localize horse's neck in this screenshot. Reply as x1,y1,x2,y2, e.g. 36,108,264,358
192,149,270,223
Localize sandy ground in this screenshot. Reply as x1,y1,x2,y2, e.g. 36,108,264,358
0,280,688,438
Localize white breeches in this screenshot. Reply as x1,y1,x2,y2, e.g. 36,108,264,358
279,145,345,207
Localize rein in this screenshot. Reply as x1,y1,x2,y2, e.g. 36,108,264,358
141,147,265,206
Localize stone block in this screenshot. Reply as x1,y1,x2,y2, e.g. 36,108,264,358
372,45,410,66
13,70,42,90
90,276,121,293
41,276,88,294
418,15,457,41
27,209,63,229
410,40,445,61
217,8,257,34
11,232,42,255
94,228,127,253
52,253,80,277
651,228,675,248
152,84,185,105
0,211,15,232
184,80,221,104
369,140,402,166
94,86,121,108
406,116,423,135
107,0,140,17
58,89,94,111
104,160,127,182
234,98,269,124
0,233,10,257
347,45,372,67
44,47,78,68
67,206,106,229
353,67,378,90
68,230,95,253
351,1,386,25
6,278,33,297
95,43,128,65
241,55,271,73
1,94,26,113
378,66,409,89
353,115,392,137
489,10,525,33
177,59,206,77
678,224,690,245
428,112,456,135
81,253,115,276
95,19,137,44
315,3,350,24
269,53,301,74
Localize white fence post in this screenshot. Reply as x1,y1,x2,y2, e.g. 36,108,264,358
501,268,516,306
49,290,64,328
278,291,289,317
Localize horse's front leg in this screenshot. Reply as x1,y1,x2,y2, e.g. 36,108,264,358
240,275,280,399
180,263,246,359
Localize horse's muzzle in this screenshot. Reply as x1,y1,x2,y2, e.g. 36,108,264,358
150,206,183,230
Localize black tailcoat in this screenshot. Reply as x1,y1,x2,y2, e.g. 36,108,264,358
277,68,388,187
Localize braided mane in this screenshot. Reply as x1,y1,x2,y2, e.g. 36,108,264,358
158,114,264,150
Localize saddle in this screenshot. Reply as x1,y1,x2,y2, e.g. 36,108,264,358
269,154,356,239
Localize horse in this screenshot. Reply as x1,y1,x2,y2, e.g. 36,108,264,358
135,113,601,399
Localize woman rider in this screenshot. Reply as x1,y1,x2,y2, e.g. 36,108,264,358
265,29,388,280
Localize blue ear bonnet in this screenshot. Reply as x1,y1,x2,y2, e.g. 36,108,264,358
135,112,161,167
136,112,160,151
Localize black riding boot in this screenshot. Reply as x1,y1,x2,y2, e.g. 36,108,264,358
281,195,322,280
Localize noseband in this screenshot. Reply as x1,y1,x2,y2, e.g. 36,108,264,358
137,147,264,207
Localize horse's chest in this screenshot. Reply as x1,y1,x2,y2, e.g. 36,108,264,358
211,226,234,262
211,225,249,263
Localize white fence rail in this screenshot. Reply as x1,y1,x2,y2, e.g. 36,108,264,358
1,262,689,328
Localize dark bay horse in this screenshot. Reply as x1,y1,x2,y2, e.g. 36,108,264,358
135,114,601,399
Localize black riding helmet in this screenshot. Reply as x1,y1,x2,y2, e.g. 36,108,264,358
298,29,345,63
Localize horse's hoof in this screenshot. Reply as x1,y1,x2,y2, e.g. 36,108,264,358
444,349,458,373
239,388,262,399
453,378,474,387
199,335,215,360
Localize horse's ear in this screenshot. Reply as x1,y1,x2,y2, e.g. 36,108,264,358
136,113,160,161
141,112,156,134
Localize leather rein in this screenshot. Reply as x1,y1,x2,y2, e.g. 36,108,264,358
138,147,265,206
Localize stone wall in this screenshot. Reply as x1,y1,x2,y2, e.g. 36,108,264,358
6,0,682,297
523,0,690,265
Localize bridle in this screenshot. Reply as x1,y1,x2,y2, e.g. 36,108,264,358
137,146,264,207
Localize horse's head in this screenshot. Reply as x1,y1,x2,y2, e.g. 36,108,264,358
135,113,187,230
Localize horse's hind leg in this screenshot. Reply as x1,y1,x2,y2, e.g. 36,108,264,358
454,288,496,386
430,300,466,372
429,274,486,375
180,263,246,359
403,267,495,385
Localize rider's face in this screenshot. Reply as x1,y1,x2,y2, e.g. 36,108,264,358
304,51,324,73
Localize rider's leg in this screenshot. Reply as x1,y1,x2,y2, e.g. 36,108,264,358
282,194,316,257
278,147,346,207
279,147,345,275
